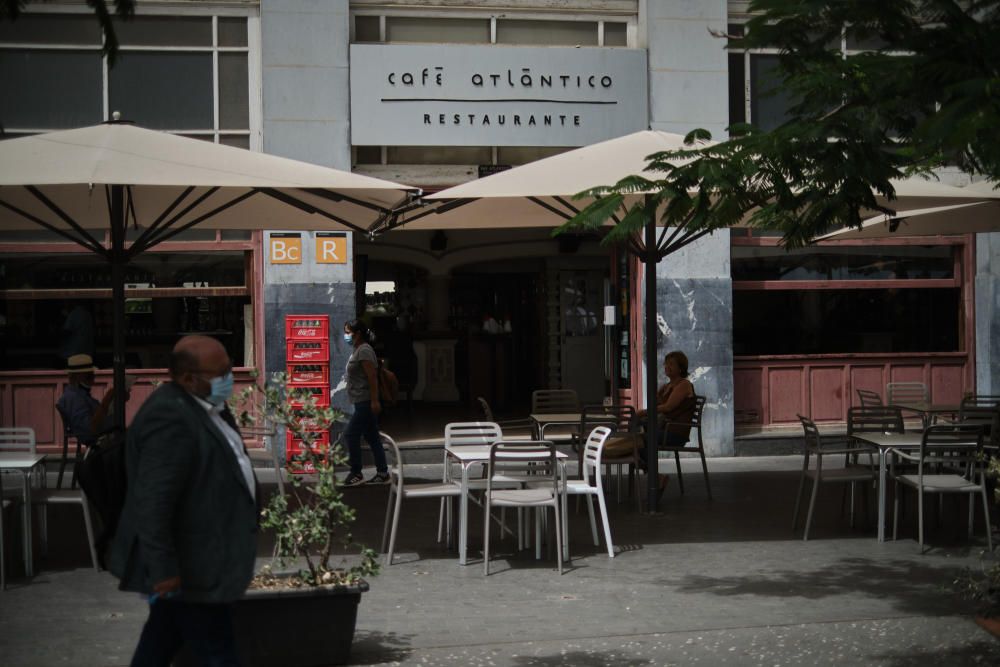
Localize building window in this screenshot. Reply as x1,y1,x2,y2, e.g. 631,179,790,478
352,13,634,48
0,11,254,145
731,241,965,356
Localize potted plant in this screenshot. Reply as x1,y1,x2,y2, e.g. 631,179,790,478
209,373,380,666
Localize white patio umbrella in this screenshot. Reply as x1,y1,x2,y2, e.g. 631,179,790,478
814,199,1000,241
383,129,1000,512
0,119,417,429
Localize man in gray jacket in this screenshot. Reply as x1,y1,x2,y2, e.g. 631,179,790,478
110,335,258,666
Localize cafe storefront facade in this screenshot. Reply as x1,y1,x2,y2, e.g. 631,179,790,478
2,1,998,457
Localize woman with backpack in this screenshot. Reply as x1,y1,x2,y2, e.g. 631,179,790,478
341,319,390,487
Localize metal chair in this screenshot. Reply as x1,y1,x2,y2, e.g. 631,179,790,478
381,432,462,565
890,423,993,552
886,382,930,427
856,389,883,407
483,441,563,575
578,404,640,506
476,397,534,436
1,473,16,590
794,415,877,540
658,396,712,499
530,389,580,442
54,414,84,490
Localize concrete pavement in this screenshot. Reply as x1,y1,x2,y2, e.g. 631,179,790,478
1,456,998,665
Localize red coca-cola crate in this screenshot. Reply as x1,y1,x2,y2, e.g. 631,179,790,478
286,339,330,363
285,430,330,474
287,363,330,386
287,384,330,409
285,315,329,340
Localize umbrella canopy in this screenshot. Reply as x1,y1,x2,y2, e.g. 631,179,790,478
0,121,416,432
0,122,414,237
392,130,691,230
390,130,991,231
814,199,1000,241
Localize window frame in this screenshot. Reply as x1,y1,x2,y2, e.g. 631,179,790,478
0,4,261,149
730,234,975,357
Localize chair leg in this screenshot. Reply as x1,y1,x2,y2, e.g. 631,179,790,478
792,469,807,530
57,440,69,490
80,499,99,571
596,490,614,558
849,482,856,529
483,497,492,576
893,482,901,541
40,504,48,558
803,477,820,541
981,487,994,552
585,493,598,546
674,452,684,495
554,503,563,575
437,498,445,544
386,492,403,566
918,490,925,553
699,449,712,500
380,488,394,557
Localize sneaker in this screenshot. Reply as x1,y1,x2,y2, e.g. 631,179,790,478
342,472,365,487
365,471,391,485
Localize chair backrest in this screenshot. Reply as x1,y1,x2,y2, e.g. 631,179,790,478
487,440,558,491
581,426,613,487
959,395,1000,424
445,421,503,447
531,389,580,414
797,414,821,452
846,406,904,435
918,423,984,478
476,397,495,422
0,427,36,455
856,389,883,407
380,431,403,486
886,381,928,405
579,404,634,433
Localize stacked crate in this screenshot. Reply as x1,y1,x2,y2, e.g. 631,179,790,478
284,315,331,472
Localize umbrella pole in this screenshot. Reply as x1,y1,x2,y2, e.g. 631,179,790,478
644,199,660,514
109,185,128,435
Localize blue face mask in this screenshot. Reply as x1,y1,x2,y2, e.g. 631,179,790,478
343,332,353,343
206,371,234,406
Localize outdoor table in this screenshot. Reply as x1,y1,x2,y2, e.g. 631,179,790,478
847,432,923,542
444,444,568,565
0,452,45,577
891,402,961,428
529,413,582,440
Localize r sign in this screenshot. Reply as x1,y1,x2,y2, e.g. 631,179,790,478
269,232,302,264
316,232,347,264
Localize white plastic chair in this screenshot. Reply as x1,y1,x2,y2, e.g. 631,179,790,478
483,441,563,575
438,422,504,541
0,427,99,572
381,432,462,565
562,426,616,558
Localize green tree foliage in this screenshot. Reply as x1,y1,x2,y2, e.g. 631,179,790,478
232,374,379,587
1,0,135,64
560,0,1000,249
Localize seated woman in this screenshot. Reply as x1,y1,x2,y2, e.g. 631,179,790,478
636,350,697,496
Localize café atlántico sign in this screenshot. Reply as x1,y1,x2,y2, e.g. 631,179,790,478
350,44,648,147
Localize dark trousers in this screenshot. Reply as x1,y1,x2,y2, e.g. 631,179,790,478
344,400,387,475
130,598,240,667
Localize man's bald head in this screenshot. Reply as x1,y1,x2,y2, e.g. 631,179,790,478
171,335,231,397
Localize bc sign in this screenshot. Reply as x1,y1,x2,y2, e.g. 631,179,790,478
269,232,302,264
350,44,648,147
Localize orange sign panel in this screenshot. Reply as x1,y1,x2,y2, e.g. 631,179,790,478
269,232,302,264
315,232,347,264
